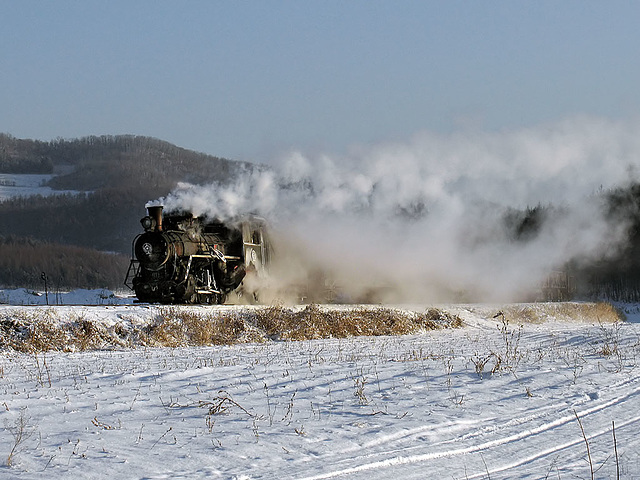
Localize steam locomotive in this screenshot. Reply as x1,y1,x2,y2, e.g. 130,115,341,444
124,205,270,304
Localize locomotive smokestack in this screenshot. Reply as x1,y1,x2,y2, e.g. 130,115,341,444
147,205,163,231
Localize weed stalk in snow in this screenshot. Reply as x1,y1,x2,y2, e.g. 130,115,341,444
495,313,523,373
613,420,620,480
574,409,594,480
5,409,34,467
354,374,369,405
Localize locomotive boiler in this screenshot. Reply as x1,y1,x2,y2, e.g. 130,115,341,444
125,205,270,304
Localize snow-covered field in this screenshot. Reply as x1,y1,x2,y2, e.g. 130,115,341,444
1,292,640,479
0,172,82,201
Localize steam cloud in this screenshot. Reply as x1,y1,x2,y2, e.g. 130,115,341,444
159,116,640,303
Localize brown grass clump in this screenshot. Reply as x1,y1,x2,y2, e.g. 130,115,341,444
210,313,249,344
579,302,626,323
144,307,259,347
0,310,125,352
0,310,67,353
69,318,103,351
499,302,625,324
253,303,290,338
280,304,328,340
145,308,196,347
252,304,462,340
421,308,465,329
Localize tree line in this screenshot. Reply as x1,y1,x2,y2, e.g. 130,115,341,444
0,133,54,173
502,184,640,302
0,235,129,290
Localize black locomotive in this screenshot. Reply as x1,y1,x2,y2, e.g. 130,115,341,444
125,205,270,304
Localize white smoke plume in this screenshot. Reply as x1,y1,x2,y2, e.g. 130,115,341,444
159,116,640,303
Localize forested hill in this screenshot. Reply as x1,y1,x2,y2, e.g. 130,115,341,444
0,133,255,290
0,133,253,189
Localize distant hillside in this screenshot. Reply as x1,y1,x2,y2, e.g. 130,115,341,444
0,133,256,289
0,133,54,173
0,235,129,290
0,133,254,189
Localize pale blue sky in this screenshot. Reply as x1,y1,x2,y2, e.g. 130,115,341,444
2,1,639,163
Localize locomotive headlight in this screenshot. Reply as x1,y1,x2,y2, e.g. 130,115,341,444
141,216,156,231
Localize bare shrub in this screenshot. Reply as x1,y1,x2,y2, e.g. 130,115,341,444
5,409,35,467
596,321,622,357
353,374,369,405
166,392,255,433
493,316,523,373
471,352,500,379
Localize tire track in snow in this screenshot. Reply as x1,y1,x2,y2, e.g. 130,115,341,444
452,371,640,445
333,371,640,461
463,413,640,479
295,381,640,480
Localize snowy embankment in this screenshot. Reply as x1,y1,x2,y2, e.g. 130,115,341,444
0,288,135,307
1,295,639,479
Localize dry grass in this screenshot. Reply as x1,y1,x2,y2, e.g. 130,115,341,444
5,303,624,354
0,304,463,352
253,304,462,341
500,302,625,325
144,308,256,347
0,310,128,353
3,301,619,353
0,310,67,353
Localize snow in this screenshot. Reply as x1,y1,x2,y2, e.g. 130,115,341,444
1,294,640,479
0,288,135,306
0,173,82,201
